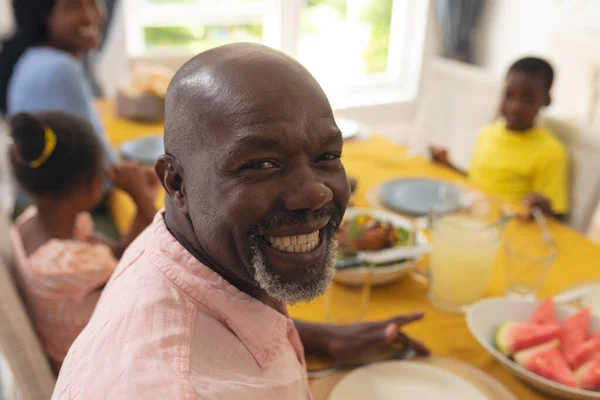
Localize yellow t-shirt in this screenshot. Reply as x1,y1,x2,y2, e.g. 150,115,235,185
469,121,569,213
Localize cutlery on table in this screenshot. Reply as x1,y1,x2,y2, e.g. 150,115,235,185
335,246,431,270
532,207,554,245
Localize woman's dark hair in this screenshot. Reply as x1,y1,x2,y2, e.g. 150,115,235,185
9,111,103,197
0,0,56,114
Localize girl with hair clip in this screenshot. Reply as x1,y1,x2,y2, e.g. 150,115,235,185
9,111,158,373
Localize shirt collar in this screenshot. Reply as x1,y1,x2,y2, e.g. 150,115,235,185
148,212,295,370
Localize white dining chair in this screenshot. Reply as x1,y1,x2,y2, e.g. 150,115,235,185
0,118,15,217
0,211,56,400
408,57,502,171
540,116,600,234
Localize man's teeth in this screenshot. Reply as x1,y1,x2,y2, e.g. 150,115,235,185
267,231,320,253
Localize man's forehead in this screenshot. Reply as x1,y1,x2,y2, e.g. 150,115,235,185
165,44,334,155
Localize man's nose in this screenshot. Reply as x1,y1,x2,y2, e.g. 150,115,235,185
282,167,333,211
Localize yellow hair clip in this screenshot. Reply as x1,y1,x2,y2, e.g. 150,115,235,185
29,126,57,168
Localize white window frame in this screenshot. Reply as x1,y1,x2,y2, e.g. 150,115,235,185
123,0,429,108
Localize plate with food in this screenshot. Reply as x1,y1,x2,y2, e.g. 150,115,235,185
467,297,600,399
335,208,427,286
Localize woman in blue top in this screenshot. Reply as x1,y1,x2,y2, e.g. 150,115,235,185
0,0,117,166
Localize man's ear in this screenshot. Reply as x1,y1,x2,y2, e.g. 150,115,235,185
544,93,552,107
155,155,187,212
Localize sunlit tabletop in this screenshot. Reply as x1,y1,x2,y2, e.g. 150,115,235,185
99,100,600,399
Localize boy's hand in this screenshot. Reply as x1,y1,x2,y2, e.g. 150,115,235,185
106,162,160,202
519,193,553,220
429,145,450,166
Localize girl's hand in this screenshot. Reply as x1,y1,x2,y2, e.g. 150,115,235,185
106,162,159,202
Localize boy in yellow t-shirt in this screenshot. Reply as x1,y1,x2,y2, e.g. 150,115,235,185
431,57,568,218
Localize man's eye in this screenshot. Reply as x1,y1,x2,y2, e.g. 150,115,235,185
246,160,278,169
319,153,342,162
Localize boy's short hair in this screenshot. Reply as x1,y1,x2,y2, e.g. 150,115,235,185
508,57,554,91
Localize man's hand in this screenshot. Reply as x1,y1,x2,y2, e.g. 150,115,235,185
429,145,450,166
326,313,430,363
295,313,429,365
520,193,553,220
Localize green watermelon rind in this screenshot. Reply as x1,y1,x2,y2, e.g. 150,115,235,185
495,321,560,356
495,322,512,355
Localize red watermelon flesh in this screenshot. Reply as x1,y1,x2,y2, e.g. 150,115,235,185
575,356,600,390
529,299,557,326
565,337,600,370
558,309,591,354
515,340,577,388
496,321,560,356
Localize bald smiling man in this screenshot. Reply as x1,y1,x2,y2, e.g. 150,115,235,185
52,44,428,399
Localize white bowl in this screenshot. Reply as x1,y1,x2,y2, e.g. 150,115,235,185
467,297,600,400
334,208,427,287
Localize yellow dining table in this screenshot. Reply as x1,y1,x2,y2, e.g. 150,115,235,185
99,100,600,399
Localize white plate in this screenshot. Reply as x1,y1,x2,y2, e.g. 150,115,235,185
119,135,164,165
467,297,600,400
379,178,462,216
329,361,486,400
335,208,428,287
336,118,361,140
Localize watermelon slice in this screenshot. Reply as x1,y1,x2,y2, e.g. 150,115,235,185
565,337,600,370
559,309,591,355
529,299,557,326
575,356,600,390
496,321,560,356
514,340,577,388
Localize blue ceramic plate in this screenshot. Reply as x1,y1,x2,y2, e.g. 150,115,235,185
379,178,461,216
119,135,164,166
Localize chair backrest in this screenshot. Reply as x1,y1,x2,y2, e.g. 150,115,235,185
409,57,503,171
0,212,56,400
540,116,600,233
0,118,16,216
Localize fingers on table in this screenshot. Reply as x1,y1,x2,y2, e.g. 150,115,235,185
386,312,425,327
394,331,431,356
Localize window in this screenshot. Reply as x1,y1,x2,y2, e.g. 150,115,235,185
124,0,429,107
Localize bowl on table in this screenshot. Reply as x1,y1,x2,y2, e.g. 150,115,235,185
119,135,164,166
334,208,427,287
467,297,600,400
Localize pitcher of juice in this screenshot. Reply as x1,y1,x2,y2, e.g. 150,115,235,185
428,189,508,313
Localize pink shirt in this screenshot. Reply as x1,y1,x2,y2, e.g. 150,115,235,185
11,207,117,373
52,213,311,399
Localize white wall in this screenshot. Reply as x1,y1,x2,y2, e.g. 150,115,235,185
474,0,600,77
474,0,559,77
